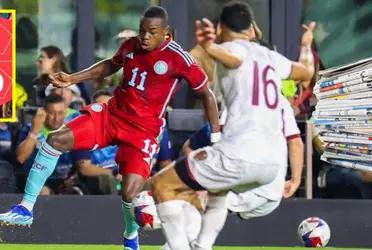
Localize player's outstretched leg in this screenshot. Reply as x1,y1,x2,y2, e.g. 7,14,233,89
192,194,228,250
0,127,74,227
152,162,202,250
121,173,146,250
160,199,203,250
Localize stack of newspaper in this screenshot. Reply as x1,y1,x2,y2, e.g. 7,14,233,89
313,57,372,171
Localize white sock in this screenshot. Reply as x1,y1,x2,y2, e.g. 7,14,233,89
162,202,202,250
156,200,191,250
184,202,202,242
193,195,228,250
20,199,34,212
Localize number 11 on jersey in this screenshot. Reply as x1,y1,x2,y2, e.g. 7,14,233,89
129,67,148,91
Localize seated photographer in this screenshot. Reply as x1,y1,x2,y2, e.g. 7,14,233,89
15,94,91,194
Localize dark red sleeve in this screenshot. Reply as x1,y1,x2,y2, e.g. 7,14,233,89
286,134,301,142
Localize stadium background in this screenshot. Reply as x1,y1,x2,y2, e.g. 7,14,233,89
0,0,372,248
4,0,372,101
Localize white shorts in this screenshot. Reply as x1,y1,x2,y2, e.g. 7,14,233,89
227,191,280,220
175,147,279,193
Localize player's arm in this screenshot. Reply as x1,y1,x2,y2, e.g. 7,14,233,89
288,22,316,82
49,59,121,88
204,44,242,69
273,55,313,83
182,139,193,156
74,150,114,177
195,19,242,69
288,62,312,82
16,135,38,164
283,136,304,198
70,59,121,83
183,124,213,157
282,96,304,198
77,159,113,176
197,87,220,139
49,39,129,88
16,108,46,164
297,22,316,88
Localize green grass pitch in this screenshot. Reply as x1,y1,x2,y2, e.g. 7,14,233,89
0,245,370,250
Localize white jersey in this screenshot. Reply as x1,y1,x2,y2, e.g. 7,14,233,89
252,96,300,200
214,40,292,165
227,98,301,214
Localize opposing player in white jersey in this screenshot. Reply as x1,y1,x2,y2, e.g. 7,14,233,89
151,1,313,249
159,96,303,250
227,96,303,219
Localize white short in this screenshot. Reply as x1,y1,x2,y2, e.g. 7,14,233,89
177,147,279,193
226,191,280,220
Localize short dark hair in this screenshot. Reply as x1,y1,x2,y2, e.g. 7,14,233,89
92,89,112,102
143,6,168,24
220,1,254,33
44,94,64,108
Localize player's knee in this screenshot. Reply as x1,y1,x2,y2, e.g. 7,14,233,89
151,177,162,201
47,133,63,151
122,187,140,203
122,174,146,202
239,200,279,220
189,192,204,212
47,129,72,152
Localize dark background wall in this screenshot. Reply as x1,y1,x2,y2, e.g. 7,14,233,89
1,195,372,248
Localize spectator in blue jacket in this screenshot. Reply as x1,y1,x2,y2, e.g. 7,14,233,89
16,94,90,194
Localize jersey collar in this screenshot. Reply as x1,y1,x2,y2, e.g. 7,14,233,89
156,38,172,52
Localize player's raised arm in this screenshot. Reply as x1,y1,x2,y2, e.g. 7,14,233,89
49,59,121,88
196,18,243,69
287,22,316,82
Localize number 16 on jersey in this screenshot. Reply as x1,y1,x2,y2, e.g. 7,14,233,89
251,61,279,109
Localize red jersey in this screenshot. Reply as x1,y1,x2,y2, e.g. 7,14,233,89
0,16,12,105
110,37,207,134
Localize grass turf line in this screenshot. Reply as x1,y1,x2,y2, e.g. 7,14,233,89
0,245,370,250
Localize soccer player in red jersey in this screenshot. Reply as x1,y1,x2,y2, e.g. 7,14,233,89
0,6,220,249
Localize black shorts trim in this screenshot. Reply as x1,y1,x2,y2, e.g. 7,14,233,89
174,157,206,191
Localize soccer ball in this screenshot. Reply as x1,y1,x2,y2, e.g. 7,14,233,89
298,217,331,247
132,190,161,231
